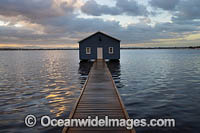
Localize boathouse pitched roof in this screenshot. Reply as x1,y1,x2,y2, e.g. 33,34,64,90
78,31,120,43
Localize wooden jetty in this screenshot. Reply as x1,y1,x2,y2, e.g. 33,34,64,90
63,60,135,133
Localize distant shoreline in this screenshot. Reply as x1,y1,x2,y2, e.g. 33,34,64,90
121,46,200,49
0,46,199,51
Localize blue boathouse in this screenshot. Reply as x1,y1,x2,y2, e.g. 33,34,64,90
79,31,120,61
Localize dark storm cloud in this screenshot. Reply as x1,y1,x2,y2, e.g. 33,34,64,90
0,0,52,18
81,0,121,16
149,0,200,35
116,0,148,16
0,0,76,20
150,0,200,21
81,0,148,16
174,0,200,20
149,0,180,10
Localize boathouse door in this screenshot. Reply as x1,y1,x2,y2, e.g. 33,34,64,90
97,47,103,59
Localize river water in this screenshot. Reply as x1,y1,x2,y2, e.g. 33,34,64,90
0,49,200,133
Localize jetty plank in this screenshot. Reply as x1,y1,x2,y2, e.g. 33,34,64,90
63,60,135,133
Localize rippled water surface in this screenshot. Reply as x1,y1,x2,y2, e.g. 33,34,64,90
0,49,200,133
0,50,92,133
108,49,200,133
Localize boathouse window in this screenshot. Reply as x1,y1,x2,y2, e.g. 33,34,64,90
86,47,91,54
109,47,114,54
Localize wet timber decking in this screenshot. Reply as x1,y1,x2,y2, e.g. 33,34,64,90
63,60,135,133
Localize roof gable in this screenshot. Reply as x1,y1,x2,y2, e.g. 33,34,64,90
78,31,120,43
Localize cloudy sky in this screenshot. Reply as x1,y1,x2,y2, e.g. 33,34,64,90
0,0,200,48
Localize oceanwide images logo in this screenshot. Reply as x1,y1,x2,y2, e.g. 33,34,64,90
25,115,176,129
